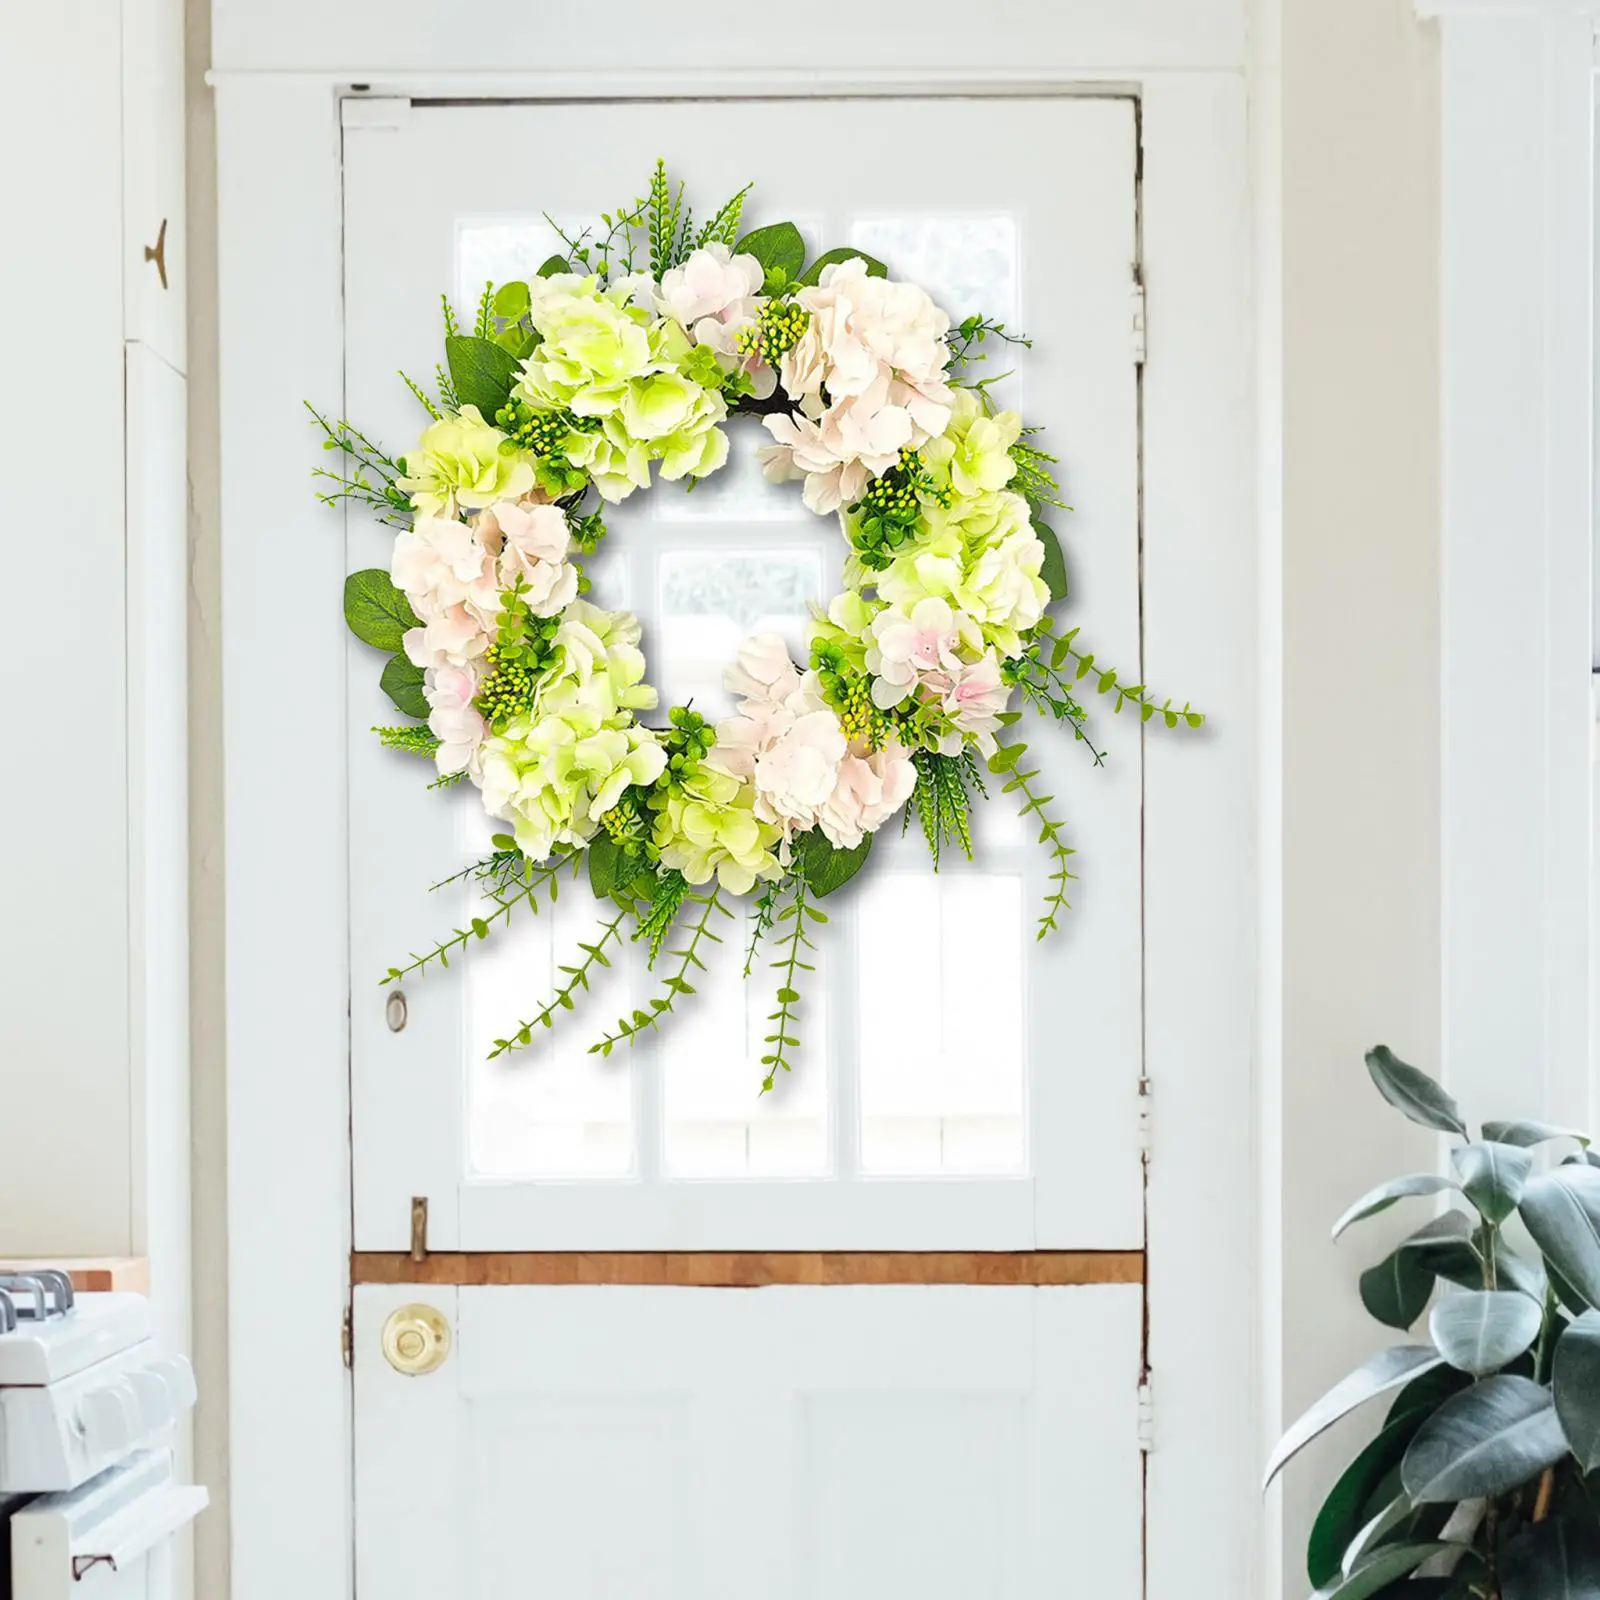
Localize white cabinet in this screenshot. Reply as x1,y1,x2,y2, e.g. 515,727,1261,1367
0,2,189,1297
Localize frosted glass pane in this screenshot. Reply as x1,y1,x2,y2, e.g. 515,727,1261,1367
849,216,1020,326
465,879,634,1177
856,872,1026,1174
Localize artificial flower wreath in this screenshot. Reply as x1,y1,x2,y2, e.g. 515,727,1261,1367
312,163,1201,1091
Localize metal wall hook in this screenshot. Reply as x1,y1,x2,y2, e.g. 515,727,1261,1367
144,217,169,289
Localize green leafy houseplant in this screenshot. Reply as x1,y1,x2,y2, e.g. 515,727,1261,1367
1267,1046,1600,1599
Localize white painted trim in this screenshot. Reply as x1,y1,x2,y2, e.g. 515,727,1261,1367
1433,11,1597,1129
1420,0,1600,17
216,76,352,1600
216,64,1259,1599
210,0,1244,76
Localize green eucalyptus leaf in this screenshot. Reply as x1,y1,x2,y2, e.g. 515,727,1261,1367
343,569,419,652
1265,1346,1441,1490
1501,1516,1600,1600
796,247,888,286
1452,1141,1533,1224
1427,1290,1542,1376
1365,1046,1468,1137
1401,1375,1568,1503
1484,1118,1591,1150
1553,1308,1600,1473
1033,518,1068,603
796,830,871,898
1333,1174,1459,1242
491,280,530,321
732,221,807,286
379,652,428,719
444,334,521,418
1311,1543,1456,1599
536,253,570,278
1306,1410,1425,1588
1519,1166,1600,1310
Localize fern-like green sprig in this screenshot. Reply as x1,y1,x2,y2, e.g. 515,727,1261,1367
911,750,977,869
486,906,631,1058
383,851,576,984
743,877,783,977
697,183,754,249
398,369,443,420
647,159,690,280
474,280,494,339
761,877,824,1092
305,404,413,527
1048,627,1205,728
373,724,440,757
988,742,1078,939
635,869,689,966
589,885,731,1056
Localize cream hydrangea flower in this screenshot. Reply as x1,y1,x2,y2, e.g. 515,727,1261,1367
922,388,1023,498
390,514,500,669
865,595,980,710
821,746,917,849
548,600,657,711
517,274,656,416
935,651,1011,755
397,406,535,519
654,244,775,399
476,499,578,617
651,763,783,894
424,662,487,778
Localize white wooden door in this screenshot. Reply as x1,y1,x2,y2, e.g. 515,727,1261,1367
344,93,1147,1596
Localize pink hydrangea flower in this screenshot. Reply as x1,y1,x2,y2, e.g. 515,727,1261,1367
425,661,487,776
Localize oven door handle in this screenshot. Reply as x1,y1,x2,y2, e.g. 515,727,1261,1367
70,1484,210,1578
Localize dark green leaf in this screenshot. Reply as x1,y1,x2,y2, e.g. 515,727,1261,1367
343,569,419,651
445,334,522,417
1401,1375,1567,1503
796,830,871,898
1362,1246,1438,1331
1366,1046,1468,1137
795,246,888,286
1312,1544,1456,1599
1333,1174,1459,1241
732,221,807,285
1484,1118,1591,1150
378,652,429,719
587,835,620,901
1384,1363,1473,1426
1034,518,1068,602
1265,1346,1441,1489
1554,1308,1600,1472
1452,1141,1533,1224
1338,1489,1417,1580
1520,1167,1600,1310
536,254,570,277
1428,1290,1541,1376
1501,1516,1600,1600
1307,1411,1426,1588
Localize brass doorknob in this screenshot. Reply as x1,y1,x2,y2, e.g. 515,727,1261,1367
380,1303,451,1376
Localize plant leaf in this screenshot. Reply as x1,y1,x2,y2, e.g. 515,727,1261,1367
796,830,871,898
444,334,521,417
1339,1490,1417,1580
536,253,570,278
1333,1174,1459,1241
1401,1375,1568,1503
1264,1346,1441,1490
1519,1166,1600,1310
343,569,419,652
1501,1516,1600,1600
379,652,428,719
491,280,530,322
1385,1362,1473,1426
795,246,887,286
1311,1543,1455,1599
1033,518,1068,603
1554,1308,1600,1472
1428,1290,1542,1376
1306,1409,1426,1588
732,221,807,286
1452,1141,1534,1224
1361,1247,1438,1331
586,834,620,901
1365,1046,1468,1137
1484,1118,1591,1150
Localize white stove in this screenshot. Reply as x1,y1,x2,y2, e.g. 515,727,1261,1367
0,1273,205,1600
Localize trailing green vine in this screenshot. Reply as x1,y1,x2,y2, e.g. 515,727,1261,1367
487,906,631,1058
761,876,824,1092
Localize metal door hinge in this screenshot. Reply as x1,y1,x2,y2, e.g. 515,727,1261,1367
1136,1077,1153,1163
1131,279,1148,366
1137,1373,1155,1453
341,1306,353,1370
341,94,411,131
410,1195,430,1263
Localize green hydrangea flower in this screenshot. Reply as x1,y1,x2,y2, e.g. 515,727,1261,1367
921,388,1023,499
396,404,535,518
650,764,782,895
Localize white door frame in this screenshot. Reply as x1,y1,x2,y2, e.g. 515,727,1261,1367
213,15,1259,1597
1418,0,1598,1130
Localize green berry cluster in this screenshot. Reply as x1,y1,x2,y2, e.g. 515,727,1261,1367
735,299,811,365
495,398,584,458
599,789,650,848
810,645,900,752
847,447,945,571
474,642,537,732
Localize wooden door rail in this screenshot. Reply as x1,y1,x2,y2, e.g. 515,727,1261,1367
352,1250,1144,1288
